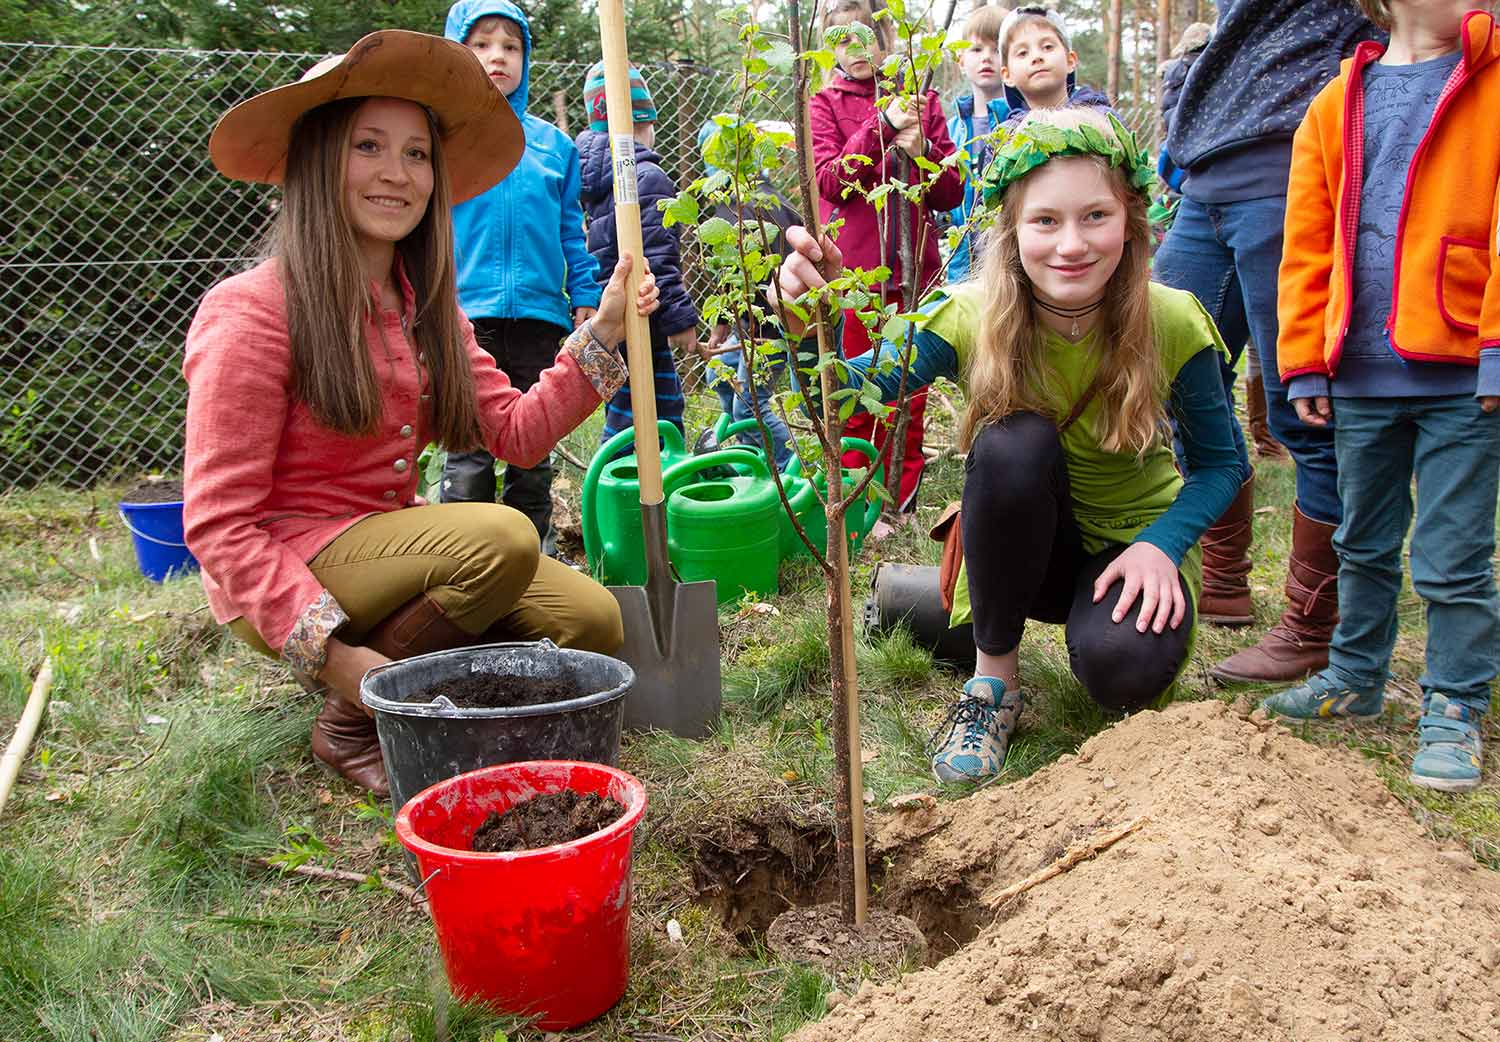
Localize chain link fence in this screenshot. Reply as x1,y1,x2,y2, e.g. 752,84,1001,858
0,40,1150,489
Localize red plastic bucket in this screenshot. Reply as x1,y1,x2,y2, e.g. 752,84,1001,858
395,760,647,1030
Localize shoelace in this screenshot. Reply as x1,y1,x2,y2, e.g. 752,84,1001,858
926,697,996,755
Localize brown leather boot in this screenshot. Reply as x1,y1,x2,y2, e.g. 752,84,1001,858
309,691,391,796
1211,505,1338,684
362,593,482,660
1246,372,1288,460
309,595,482,796
1199,475,1255,627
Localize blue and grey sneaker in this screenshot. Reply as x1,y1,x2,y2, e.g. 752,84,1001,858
1260,671,1384,720
1410,693,1484,793
928,677,1024,783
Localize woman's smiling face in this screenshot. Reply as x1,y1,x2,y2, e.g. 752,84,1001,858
343,97,434,255
1012,156,1127,313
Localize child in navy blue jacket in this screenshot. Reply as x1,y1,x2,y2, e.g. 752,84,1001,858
440,1,601,557
576,64,699,444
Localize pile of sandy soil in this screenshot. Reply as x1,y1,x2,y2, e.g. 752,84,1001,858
793,700,1500,1042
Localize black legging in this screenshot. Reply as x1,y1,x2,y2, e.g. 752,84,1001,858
961,413,1195,711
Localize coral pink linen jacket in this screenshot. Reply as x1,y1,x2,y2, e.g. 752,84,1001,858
183,259,623,672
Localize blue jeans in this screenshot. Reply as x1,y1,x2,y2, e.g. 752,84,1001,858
709,340,792,472
1153,195,1340,525
1325,396,1500,712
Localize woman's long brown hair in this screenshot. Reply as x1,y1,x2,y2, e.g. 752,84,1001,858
958,111,1162,457
270,97,482,451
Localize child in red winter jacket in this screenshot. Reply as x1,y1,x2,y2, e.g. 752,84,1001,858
811,0,964,511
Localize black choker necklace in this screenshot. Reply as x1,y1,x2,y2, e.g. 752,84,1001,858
1032,295,1104,338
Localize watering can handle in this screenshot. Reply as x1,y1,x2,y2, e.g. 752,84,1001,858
581,420,686,570
662,449,770,497
838,437,886,541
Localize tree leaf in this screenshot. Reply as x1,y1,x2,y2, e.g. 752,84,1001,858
698,216,736,246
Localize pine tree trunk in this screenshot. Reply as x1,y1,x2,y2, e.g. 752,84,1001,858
1107,0,1124,100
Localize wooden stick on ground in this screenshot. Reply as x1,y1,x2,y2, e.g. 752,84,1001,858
254,857,427,908
985,816,1148,911
0,656,54,820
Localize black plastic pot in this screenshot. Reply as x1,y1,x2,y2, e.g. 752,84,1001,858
862,562,977,671
359,639,634,814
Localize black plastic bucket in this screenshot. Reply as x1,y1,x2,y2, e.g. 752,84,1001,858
359,639,634,814
862,563,977,671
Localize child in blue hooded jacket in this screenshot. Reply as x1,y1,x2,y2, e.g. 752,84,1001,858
440,1,601,557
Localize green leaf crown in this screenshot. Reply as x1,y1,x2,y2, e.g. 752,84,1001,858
979,112,1156,208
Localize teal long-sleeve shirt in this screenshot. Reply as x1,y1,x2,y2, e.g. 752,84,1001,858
815,308,1244,565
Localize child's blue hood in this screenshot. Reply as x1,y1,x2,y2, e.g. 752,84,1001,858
444,0,532,117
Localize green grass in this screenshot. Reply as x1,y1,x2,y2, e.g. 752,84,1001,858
2,387,1497,1040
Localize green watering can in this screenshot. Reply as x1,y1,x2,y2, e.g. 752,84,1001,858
710,418,884,561
581,421,690,585
783,437,884,560
662,449,783,605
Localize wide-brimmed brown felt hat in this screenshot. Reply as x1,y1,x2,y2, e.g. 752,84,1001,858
209,30,521,203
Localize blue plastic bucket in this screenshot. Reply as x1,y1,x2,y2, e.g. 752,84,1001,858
118,500,198,582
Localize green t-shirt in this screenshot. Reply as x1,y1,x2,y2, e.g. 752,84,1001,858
919,281,1229,625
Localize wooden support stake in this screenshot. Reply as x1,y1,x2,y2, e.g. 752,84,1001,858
0,657,54,820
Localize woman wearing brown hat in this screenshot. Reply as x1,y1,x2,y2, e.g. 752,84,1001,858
184,31,658,796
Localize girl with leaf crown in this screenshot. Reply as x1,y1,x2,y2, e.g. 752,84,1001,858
777,107,1246,783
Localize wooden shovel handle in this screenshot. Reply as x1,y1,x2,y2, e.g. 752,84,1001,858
597,0,662,506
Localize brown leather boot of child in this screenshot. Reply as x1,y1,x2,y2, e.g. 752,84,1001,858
1211,505,1338,684
1247,372,1288,460
1199,476,1255,627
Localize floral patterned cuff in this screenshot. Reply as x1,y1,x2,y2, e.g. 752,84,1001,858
280,590,350,680
566,320,628,400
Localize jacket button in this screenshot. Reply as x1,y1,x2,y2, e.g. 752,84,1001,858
394,458,408,473
382,490,396,500
400,424,413,438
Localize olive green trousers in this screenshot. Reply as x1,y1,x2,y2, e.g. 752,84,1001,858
229,503,622,658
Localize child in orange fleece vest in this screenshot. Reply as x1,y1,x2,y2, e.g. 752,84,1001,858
1264,2,1500,794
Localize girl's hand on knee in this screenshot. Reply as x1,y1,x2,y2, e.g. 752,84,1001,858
1094,542,1185,634
1293,396,1332,427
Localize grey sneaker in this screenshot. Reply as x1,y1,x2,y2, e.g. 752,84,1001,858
1410,692,1484,793
928,677,1023,783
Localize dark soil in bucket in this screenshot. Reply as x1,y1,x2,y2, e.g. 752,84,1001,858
422,671,594,709
471,789,624,852
120,480,184,504
767,903,927,974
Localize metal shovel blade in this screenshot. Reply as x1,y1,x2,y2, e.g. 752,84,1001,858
609,499,721,738
610,577,722,738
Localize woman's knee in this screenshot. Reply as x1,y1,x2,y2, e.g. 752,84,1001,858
445,504,541,609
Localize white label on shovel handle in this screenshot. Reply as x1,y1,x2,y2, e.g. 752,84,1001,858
612,135,639,206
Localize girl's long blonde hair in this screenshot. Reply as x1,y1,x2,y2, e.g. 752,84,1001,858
959,110,1161,457
270,97,482,451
